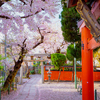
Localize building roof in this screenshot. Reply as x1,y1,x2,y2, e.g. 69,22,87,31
67,0,93,8
77,19,84,28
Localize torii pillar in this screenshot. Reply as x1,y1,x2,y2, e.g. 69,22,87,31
81,24,94,100
67,0,100,99
77,0,100,99
79,21,100,100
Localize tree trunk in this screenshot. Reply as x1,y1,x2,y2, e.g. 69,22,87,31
25,61,29,74
3,29,44,90
3,59,23,90
58,68,61,82
72,60,74,82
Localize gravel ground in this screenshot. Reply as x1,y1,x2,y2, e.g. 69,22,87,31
37,81,82,100
1,75,100,100
94,82,100,100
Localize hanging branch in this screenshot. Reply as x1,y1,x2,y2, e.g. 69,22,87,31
0,7,44,19
32,27,44,49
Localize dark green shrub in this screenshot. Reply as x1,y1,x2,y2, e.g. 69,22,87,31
76,68,81,71
51,53,66,68
30,70,35,74
64,67,73,71
33,61,40,67
50,67,63,71
38,68,41,74
51,53,66,81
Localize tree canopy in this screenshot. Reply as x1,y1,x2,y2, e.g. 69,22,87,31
66,43,81,61
61,0,81,61
51,53,66,81
51,53,66,68
61,0,81,43
0,0,61,89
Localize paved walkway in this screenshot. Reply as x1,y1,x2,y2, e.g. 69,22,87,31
1,75,41,100
14,75,40,100
1,74,100,100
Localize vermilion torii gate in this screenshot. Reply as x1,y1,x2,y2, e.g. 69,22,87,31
67,0,100,100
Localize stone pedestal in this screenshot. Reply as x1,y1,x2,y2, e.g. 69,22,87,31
47,67,51,84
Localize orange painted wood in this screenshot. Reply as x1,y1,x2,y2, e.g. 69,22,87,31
88,38,100,50
81,26,94,100
93,72,100,81
44,67,100,82
76,72,82,81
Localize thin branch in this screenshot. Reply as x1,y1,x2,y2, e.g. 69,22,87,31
30,0,33,12
31,27,44,50
0,15,10,19
30,0,33,7
0,0,9,7
37,27,44,43
0,8,44,19
32,42,43,49
23,38,27,44
10,50,16,63
18,44,21,47
19,0,26,5
0,1,4,7
13,57,16,63
0,0,46,8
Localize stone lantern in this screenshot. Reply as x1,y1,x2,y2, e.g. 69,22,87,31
47,67,52,84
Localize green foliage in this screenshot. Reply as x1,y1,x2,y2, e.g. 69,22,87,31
74,43,81,60
0,76,4,83
50,67,59,71
0,55,5,85
38,68,41,74
76,68,81,71
66,43,81,61
50,67,63,71
64,62,81,66
61,0,81,61
66,44,74,61
0,55,5,71
64,67,81,71
64,67,73,71
61,0,81,42
33,61,40,67
30,70,35,74
51,53,66,69
43,61,46,65
93,47,100,53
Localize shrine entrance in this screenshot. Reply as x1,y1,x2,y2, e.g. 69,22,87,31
67,0,100,100
20,54,50,84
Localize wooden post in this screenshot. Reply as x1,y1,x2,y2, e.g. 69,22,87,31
12,82,14,90
8,84,10,94
81,26,94,100
0,87,1,100
15,77,17,89
41,57,44,83
72,60,74,82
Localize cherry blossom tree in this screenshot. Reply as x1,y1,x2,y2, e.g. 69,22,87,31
0,0,61,89
37,22,68,54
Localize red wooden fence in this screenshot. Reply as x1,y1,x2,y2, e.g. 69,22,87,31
44,67,100,81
